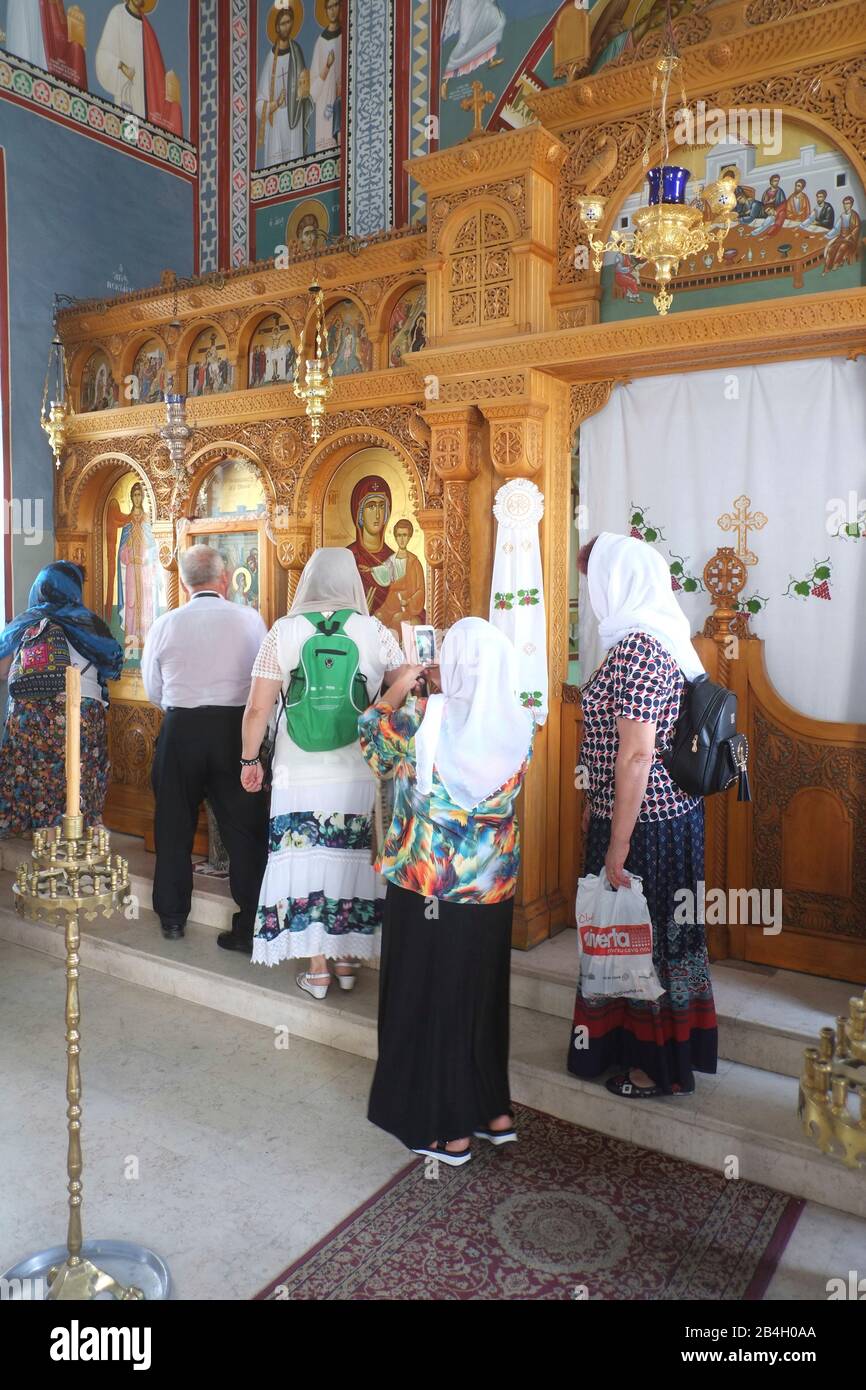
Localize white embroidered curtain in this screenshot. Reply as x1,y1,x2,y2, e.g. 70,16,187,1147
489,479,548,724
578,357,866,724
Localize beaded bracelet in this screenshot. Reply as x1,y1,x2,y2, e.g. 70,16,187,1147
240,755,261,767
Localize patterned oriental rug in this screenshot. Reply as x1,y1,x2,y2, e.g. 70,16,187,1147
255,1106,803,1301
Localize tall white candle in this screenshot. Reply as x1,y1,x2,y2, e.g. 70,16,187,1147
65,664,81,817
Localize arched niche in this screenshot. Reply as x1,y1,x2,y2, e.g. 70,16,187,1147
74,344,121,413
319,294,374,376
239,308,298,390
180,448,284,625
178,321,236,397
121,333,169,406
291,431,431,639
381,280,427,366
60,453,165,699
578,110,866,320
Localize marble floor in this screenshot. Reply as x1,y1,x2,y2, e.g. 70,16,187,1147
1,938,863,1301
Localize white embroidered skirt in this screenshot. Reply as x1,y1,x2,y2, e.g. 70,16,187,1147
252,740,384,966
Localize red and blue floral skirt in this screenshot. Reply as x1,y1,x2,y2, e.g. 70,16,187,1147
0,696,110,836
567,804,717,1093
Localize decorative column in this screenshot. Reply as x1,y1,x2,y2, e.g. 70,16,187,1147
416,507,446,631
695,547,755,963
151,520,179,609
428,407,482,628
482,403,546,482
273,525,314,606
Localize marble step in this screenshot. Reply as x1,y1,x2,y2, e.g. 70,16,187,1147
1,831,853,1082
2,895,864,1220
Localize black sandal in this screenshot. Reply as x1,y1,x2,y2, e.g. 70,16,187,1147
411,1141,472,1167
605,1071,665,1099
606,1072,694,1098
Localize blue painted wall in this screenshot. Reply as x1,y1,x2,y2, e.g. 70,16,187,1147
0,97,194,610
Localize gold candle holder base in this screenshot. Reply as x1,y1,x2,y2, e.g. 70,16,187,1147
46,1256,144,1302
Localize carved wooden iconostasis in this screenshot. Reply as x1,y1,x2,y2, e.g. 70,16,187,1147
55,0,866,959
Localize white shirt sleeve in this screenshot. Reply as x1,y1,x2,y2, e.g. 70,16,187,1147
375,619,405,671
141,620,164,707
252,624,282,681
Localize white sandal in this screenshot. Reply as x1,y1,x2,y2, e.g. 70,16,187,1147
296,970,331,1001
333,959,360,992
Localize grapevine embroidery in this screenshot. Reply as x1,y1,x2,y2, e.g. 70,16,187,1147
521,690,543,709
493,592,514,610
668,552,705,594
783,557,832,601
629,506,702,594
517,587,540,606
629,504,666,545
736,592,770,616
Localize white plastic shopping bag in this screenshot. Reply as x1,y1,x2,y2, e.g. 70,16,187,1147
575,869,664,1002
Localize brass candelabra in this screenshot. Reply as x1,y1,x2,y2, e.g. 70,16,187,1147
799,991,866,1169
9,665,153,1299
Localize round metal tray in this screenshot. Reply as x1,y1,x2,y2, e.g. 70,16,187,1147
1,1240,171,1300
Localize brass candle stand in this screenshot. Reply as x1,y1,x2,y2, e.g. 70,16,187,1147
798,991,866,1170
4,666,169,1299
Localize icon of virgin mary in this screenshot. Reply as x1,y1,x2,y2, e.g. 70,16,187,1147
347,475,395,617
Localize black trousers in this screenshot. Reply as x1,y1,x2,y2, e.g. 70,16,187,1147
368,882,514,1149
151,706,268,935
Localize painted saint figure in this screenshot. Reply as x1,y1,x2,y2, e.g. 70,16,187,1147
95,0,183,136
803,190,835,233
347,476,394,619
310,0,342,151
747,175,787,236
441,0,504,98
256,4,311,167
105,482,162,666
5,0,87,87
762,177,811,235
823,196,862,273
375,520,427,642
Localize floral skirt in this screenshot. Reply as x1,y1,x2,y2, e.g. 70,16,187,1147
567,805,717,1093
0,697,110,836
251,775,384,966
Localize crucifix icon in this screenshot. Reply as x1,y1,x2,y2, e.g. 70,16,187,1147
460,81,495,139
717,494,767,565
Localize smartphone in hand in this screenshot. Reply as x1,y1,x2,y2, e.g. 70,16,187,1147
413,625,436,666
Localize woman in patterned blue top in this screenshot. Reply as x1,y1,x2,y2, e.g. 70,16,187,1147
568,533,718,1098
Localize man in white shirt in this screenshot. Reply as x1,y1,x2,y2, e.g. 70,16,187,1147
142,545,268,949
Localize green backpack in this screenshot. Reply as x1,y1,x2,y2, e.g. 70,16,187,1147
285,610,370,752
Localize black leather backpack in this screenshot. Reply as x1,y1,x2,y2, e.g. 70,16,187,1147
661,674,751,801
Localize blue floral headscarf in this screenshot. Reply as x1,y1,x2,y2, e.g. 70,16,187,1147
0,562,123,691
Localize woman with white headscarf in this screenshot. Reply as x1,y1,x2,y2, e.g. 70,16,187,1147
568,533,717,1099
239,548,404,992
359,617,535,1165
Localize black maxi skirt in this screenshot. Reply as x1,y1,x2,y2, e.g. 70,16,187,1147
567,805,718,1093
368,881,514,1150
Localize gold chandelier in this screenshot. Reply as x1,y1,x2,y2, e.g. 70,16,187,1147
575,53,737,315
40,307,74,467
293,281,334,444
